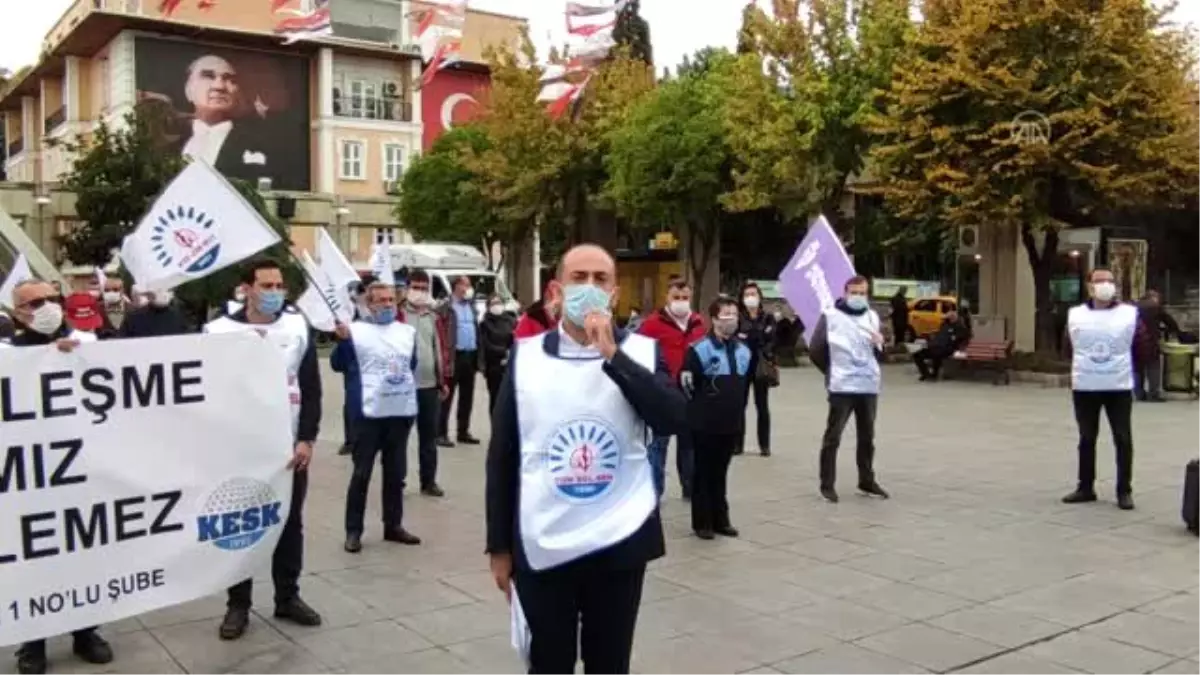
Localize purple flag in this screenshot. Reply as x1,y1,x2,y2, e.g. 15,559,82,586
778,215,857,344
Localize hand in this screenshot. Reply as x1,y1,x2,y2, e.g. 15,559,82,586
440,384,450,401
333,322,350,340
490,552,513,602
288,441,313,471
679,371,695,397
584,313,617,360
870,331,884,347
55,338,81,353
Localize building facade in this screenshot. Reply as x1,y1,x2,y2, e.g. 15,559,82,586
0,0,518,271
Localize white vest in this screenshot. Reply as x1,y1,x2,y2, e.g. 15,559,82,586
514,332,659,572
205,312,309,435
349,320,418,418
825,308,881,394
1068,303,1137,391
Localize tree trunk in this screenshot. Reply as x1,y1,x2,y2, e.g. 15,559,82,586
682,219,720,306
1020,225,1060,354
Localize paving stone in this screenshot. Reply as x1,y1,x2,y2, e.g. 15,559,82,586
1085,610,1200,658
855,623,1007,672
777,597,911,641
928,605,1070,648
771,642,930,673
840,550,951,582
393,602,509,646
1024,631,1178,674
1154,658,1200,674
296,619,434,670
691,615,837,665
957,651,1083,674
632,633,763,674
844,581,974,620
41,629,185,674
150,616,294,673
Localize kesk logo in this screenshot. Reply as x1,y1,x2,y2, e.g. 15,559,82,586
150,205,222,274
545,418,621,502
196,477,284,551
793,240,821,270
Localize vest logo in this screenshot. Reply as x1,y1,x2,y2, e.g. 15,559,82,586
385,355,411,386
150,205,222,275
196,477,284,551
545,418,621,502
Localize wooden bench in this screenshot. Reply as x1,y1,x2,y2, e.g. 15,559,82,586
945,340,1014,385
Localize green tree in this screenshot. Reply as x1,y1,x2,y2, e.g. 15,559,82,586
612,0,653,66
869,0,1199,350
606,50,737,301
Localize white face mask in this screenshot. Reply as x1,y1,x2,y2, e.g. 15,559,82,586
668,300,691,318
743,295,760,310
1092,281,1116,302
488,304,504,316
407,290,429,306
152,290,173,307
29,302,64,336
103,291,121,305
460,286,474,299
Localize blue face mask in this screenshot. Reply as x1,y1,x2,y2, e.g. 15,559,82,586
846,295,869,311
563,283,611,327
257,290,286,315
373,307,396,324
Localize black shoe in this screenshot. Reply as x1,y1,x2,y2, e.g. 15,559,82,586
760,448,771,457
275,596,322,627
344,533,362,553
457,433,481,445
436,436,455,448
732,447,744,456
1147,396,1166,403
820,486,839,503
918,374,929,382
72,631,113,665
1061,489,1098,504
337,444,352,456
1134,392,1148,401
421,483,445,497
859,482,890,499
15,645,46,675
695,528,715,540
715,525,740,538
384,527,422,545
219,607,250,640
681,488,692,501
1116,493,1135,510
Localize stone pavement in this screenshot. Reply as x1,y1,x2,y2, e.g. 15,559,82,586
8,364,1199,674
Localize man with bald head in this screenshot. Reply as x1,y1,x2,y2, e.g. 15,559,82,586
485,244,686,674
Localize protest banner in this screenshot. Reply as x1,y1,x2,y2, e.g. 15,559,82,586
777,214,857,344
0,333,294,646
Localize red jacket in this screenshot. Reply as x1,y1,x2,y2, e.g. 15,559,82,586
638,308,707,380
515,301,556,339
397,307,453,389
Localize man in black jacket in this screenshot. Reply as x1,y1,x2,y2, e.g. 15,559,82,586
118,287,194,338
485,244,686,674
912,310,971,381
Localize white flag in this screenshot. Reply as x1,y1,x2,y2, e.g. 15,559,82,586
369,243,395,287
316,228,361,293
0,254,33,309
120,161,282,293
94,266,108,292
295,251,341,332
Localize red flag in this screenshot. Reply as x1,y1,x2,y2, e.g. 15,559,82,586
158,0,184,16
270,0,291,11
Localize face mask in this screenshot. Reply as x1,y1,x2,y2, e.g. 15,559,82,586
372,307,396,324
668,300,690,318
714,317,738,337
743,296,760,310
103,291,121,305
488,304,504,316
462,286,474,298
151,290,173,308
1093,282,1116,302
563,283,611,327
29,302,64,336
773,311,783,322
846,295,869,311
256,290,286,315
407,290,429,307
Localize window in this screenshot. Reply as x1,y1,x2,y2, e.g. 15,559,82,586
374,228,396,245
382,144,404,182
332,75,412,121
431,275,450,301
348,80,379,119
939,300,957,314
340,140,364,179
912,299,937,313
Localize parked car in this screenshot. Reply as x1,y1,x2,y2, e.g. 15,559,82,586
907,295,959,340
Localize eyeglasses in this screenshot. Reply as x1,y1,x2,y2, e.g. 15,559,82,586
18,296,62,310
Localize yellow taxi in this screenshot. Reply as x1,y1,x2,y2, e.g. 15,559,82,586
906,295,959,340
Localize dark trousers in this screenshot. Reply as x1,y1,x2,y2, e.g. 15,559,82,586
819,393,878,489
228,468,308,608
514,561,646,674
439,351,477,437
415,388,440,487
739,376,772,451
1133,357,1163,399
913,348,945,378
1072,390,1134,495
20,629,98,656
649,432,694,497
342,399,359,447
892,318,908,345
691,431,736,532
345,416,414,535
486,367,505,414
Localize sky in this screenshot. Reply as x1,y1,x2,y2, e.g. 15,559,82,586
0,0,1196,78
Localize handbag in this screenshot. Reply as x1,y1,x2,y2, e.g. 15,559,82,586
756,358,780,388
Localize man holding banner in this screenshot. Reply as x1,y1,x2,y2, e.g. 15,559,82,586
204,260,324,639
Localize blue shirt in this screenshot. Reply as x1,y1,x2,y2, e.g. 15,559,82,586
453,299,477,351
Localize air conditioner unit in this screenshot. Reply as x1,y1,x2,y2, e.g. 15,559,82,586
257,176,273,192
383,180,400,194
383,81,400,97
957,225,979,254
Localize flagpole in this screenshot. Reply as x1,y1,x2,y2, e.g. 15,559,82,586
285,248,344,320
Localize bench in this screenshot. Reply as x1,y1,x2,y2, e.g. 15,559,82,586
945,340,1014,385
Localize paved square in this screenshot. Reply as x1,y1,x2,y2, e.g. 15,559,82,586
8,365,1197,673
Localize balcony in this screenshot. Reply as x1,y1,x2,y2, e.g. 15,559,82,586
7,138,23,157
332,93,413,123
44,106,66,134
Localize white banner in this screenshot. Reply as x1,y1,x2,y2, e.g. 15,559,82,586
0,333,294,646
295,250,344,332
120,161,282,293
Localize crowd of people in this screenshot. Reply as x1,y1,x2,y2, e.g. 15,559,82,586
0,244,1179,674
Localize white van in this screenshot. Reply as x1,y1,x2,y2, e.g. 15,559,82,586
387,243,518,317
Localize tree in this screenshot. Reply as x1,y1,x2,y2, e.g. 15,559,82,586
396,125,504,263
55,103,299,319
606,50,738,301
612,0,653,66
727,0,912,224
869,0,1199,351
